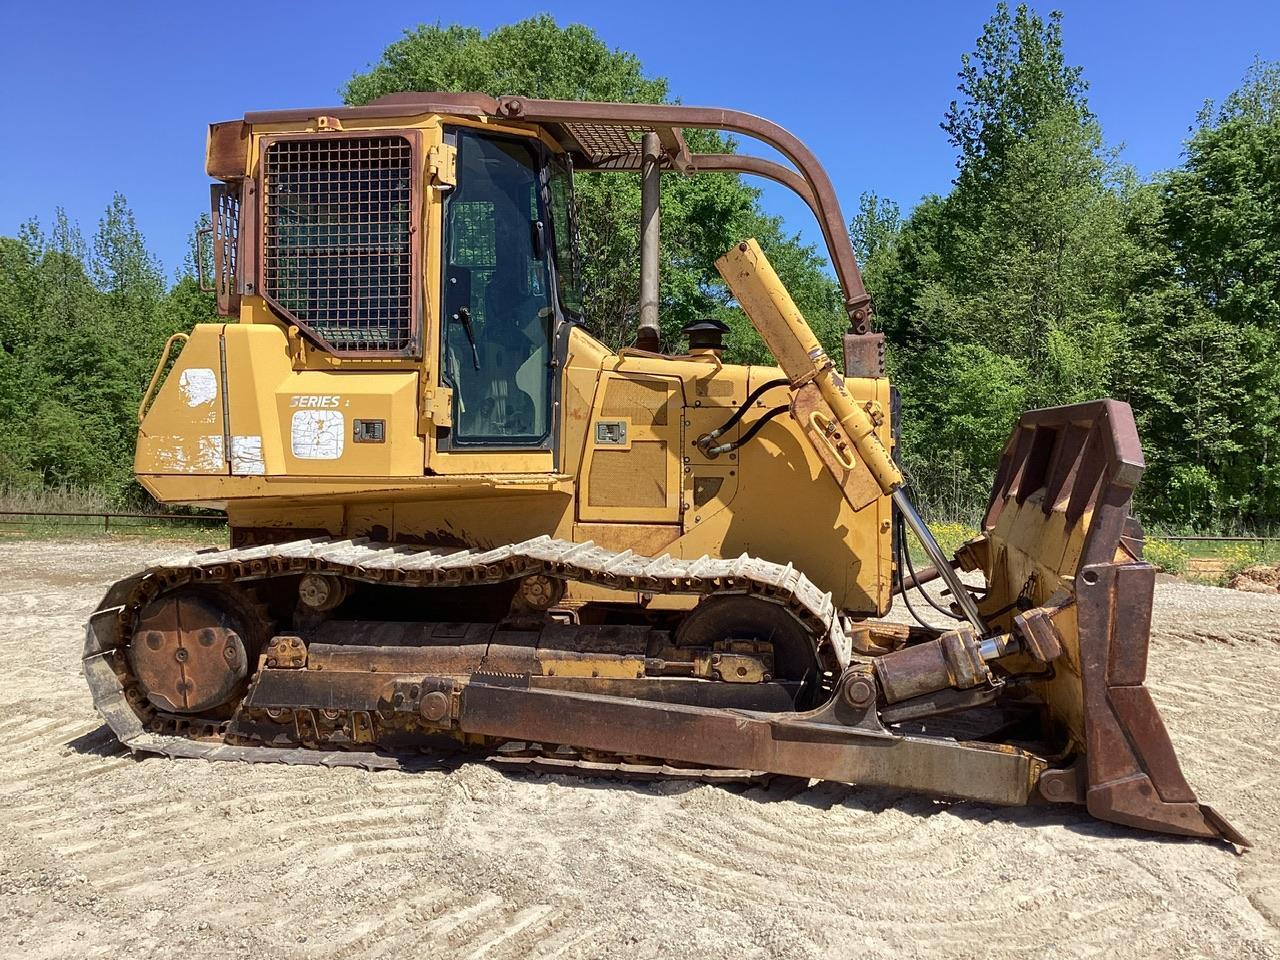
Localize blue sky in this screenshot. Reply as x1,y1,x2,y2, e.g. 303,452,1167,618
2,1,1276,278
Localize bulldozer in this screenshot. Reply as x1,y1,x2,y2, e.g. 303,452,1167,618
84,92,1244,844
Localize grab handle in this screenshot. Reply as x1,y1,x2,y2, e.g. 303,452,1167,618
138,332,189,423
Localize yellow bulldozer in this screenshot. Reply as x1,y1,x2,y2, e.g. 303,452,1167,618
85,93,1244,844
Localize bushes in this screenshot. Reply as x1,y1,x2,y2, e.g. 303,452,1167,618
929,521,982,559
1142,538,1189,575
1219,542,1264,583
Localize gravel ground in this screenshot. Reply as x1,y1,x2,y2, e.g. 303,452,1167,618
0,538,1276,960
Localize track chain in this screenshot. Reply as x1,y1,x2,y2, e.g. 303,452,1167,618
83,534,849,777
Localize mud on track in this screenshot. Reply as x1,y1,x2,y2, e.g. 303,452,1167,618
0,539,1277,960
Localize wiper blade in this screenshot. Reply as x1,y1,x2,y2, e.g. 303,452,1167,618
454,306,481,369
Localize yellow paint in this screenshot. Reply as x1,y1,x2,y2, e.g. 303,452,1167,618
717,240,903,495
134,324,228,481
140,110,905,615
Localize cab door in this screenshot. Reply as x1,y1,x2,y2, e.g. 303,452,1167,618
430,126,561,475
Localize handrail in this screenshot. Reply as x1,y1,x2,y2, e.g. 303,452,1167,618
138,332,189,423
615,346,723,372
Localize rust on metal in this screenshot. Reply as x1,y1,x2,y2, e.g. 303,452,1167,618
206,120,249,179
977,401,1247,844
98,90,1246,846
128,591,250,713
83,513,1246,843
1074,562,1248,844
209,183,241,316
458,672,1042,807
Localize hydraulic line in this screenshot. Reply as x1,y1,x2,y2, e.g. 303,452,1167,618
714,240,987,635
696,376,783,455
894,525,941,634
897,512,962,623
702,405,788,458
892,489,986,632
696,378,788,454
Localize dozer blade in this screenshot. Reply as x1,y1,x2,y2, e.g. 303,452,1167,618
962,399,1246,844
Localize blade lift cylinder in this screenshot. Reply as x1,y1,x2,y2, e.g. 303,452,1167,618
714,240,987,635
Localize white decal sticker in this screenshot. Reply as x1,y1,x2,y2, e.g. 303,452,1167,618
291,411,345,460
179,368,218,407
154,435,224,473
230,435,265,475
195,435,225,471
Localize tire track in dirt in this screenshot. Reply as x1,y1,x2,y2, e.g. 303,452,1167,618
0,539,1275,960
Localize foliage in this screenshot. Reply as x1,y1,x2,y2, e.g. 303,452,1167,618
1219,541,1265,583
1125,60,1280,527
863,3,1135,517
344,15,846,358
1142,538,1189,576
0,200,213,503
942,3,1090,185
857,5,1280,532
928,521,982,559
0,7,1278,543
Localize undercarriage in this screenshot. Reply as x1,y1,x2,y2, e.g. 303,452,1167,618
86,534,1052,804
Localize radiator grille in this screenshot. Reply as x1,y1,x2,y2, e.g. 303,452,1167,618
262,135,415,354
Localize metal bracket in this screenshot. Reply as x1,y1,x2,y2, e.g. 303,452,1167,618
421,385,454,429
428,143,457,188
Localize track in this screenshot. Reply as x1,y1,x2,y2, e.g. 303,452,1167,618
2,539,1278,960
84,534,846,770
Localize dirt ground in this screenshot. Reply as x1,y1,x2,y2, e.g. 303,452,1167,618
0,539,1276,960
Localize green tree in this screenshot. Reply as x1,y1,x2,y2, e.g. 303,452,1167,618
92,193,168,391
943,3,1089,184
1127,61,1280,526
0,199,174,499
858,3,1134,517
345,15,845,357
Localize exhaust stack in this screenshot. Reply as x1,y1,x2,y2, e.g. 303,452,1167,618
636,131,661,351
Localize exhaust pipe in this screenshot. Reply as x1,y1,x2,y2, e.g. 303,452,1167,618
636,131,661,352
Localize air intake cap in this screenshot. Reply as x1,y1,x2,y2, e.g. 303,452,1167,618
683,318,730,352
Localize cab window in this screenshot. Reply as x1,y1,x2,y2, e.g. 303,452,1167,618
441,129,555,446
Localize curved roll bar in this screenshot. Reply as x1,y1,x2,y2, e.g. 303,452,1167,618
493,97,873,334
244,92,875,335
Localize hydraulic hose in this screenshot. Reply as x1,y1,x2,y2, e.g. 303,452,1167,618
714,240,987,635
701,405,788,458
897,512,962,623
696,378,788,454
893,489,986,632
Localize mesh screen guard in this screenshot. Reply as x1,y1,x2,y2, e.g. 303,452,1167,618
210,183,240,316
261,134,419,355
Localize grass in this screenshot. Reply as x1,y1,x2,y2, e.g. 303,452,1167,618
909,518,1280,589
1,484,1276,576
1167,538,1280,563
0,484,228,546
0,517,228,545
